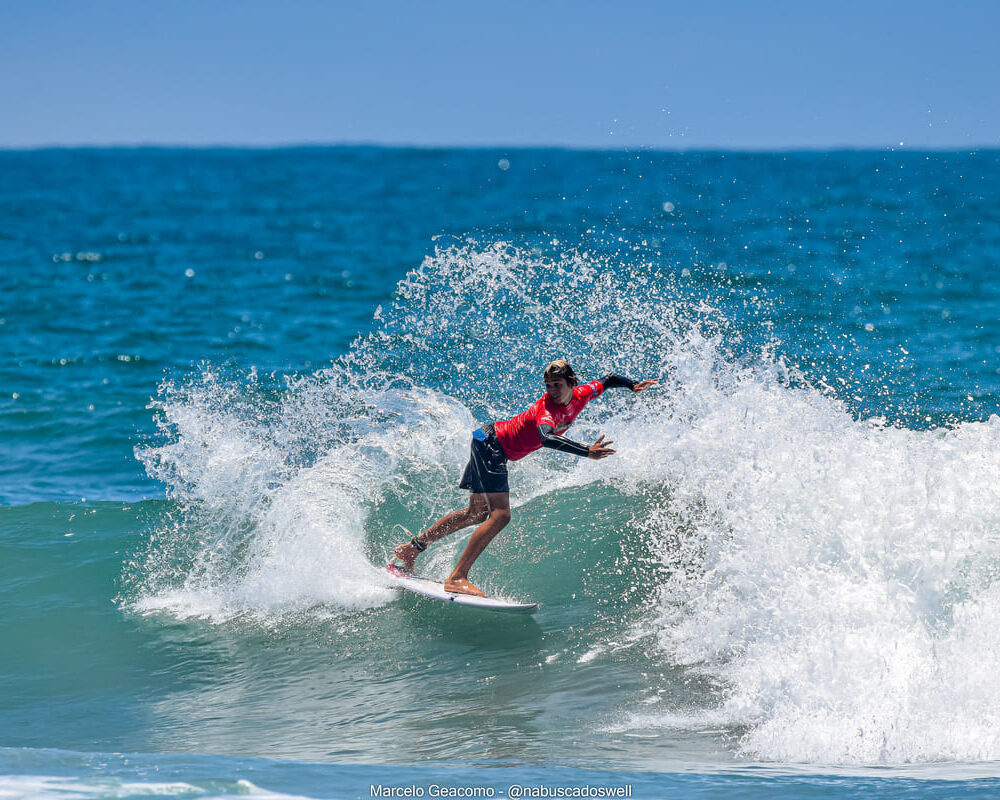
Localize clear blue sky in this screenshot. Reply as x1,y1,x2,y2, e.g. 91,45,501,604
2,0,998,149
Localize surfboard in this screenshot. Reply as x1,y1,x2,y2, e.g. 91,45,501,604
385,563,539,614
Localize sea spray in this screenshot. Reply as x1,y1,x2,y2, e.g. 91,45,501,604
128,240,1000,765
128,243,720,621
132,370,478,619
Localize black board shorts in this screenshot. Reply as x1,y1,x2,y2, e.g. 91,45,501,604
459,422,510,495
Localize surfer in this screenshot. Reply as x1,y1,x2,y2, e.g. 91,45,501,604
392,360,657,597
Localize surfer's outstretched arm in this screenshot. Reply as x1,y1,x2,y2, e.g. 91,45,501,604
601,374,658,393
537,425,615,459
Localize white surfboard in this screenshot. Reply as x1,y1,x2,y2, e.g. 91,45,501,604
385,564,539,614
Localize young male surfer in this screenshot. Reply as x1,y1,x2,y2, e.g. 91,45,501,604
392,360,658,597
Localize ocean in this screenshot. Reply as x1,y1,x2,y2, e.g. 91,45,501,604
2,146,1000,798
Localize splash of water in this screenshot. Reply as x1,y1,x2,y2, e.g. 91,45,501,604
130,241,1000,765
129,242,711,620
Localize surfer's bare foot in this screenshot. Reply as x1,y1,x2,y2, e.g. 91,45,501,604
444,576,487,598
393,542,419,573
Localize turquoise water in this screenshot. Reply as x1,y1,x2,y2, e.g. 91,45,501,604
3,147,1000,798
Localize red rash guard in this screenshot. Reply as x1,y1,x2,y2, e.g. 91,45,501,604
494,380,605,461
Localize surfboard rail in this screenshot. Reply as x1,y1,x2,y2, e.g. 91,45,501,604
385,563,539,614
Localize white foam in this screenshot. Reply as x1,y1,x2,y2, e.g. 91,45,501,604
0,774,311,799
617,328,1000,764
133,370,474,621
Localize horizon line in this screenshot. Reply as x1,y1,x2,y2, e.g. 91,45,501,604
2,139,998,155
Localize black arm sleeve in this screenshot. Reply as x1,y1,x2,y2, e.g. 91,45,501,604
538,424,591,458
601,373,637,391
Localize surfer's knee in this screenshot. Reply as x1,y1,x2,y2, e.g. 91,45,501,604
490,508,511,527
465,504,490,525
465,495,492,523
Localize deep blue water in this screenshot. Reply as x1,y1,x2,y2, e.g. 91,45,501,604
3,147,1000,798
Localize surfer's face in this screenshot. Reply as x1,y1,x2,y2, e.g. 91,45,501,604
544,376,573,405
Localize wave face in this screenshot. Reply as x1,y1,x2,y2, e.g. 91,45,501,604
128,240,1000,766
5,148,1000,776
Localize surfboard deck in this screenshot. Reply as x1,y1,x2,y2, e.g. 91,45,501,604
385,563,539,614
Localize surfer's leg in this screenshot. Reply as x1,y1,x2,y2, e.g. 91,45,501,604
393,494,490,571
444,492,510,597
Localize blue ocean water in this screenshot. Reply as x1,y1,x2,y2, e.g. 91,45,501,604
3,146,1000,798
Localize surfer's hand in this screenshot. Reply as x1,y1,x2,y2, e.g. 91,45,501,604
588,435,616,459
631,379,658,393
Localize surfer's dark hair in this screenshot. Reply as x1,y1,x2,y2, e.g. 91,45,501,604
544,359,578,387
